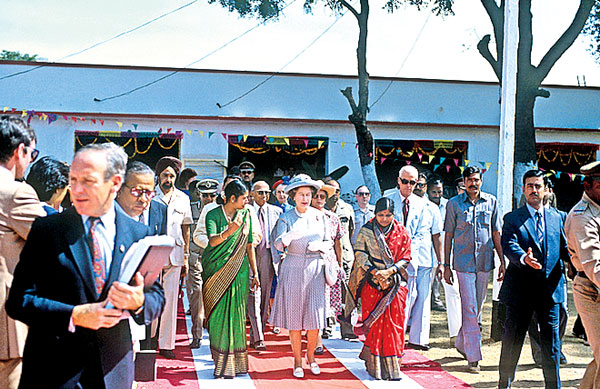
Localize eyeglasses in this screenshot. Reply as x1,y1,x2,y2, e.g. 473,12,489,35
126,185,156,199
240,169,254,175
399,178,417,186
415,183,426,188
314,193,328,200
26,146,39,162
255,190,269,195
357,192,370,196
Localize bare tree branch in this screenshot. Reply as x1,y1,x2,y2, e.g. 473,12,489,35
477,35,501,80
339,0,359,19
340,87,359,115
535,0,596,83
480,0,502,27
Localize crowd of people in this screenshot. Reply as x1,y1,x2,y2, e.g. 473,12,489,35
1,115,600,388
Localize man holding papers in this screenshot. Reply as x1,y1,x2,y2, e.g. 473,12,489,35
7,143,165,389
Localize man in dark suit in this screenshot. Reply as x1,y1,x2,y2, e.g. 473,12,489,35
7,143,165,388
116,160,168,353
498,169,568,389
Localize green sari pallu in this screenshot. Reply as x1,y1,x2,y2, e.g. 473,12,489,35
202,206,252,378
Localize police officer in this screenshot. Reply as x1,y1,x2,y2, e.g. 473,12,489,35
565,160,600,389
187,178,219,348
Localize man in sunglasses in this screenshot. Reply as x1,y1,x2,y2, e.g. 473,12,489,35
0,116,45,388
239,161,255,191
386,165,443,352
248,181,282,350
443,165,504,373
413,172,428,198
351,185,374,246
565,161,600,388
186,178,218,348
116,161,168,364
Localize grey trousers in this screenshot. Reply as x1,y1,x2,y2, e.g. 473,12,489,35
455,271,490,363
186,250,204,339
248,247,275,344
573,275,600,389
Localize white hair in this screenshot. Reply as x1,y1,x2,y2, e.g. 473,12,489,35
399,165,418,177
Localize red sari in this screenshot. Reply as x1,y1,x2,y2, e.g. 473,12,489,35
349,218,411,380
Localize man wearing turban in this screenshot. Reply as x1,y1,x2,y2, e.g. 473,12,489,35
153,156,193,359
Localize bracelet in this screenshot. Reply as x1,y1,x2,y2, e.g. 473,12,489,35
443,263,450,267
219,231,226,240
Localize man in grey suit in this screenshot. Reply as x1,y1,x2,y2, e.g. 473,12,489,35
0,117,45,388
248,181,282,350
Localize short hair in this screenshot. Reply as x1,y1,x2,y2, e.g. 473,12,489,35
427,176,444,188
462,165,481,179
26,156,69,202
522,169,546,185
0,116,36,163
176,168,197,189
75,142,128,181
399,165,418,177
355,184,368,193
418,172,428,181
124,161,154,185
251,180,269,191
224,179,248,202
323,178,339,187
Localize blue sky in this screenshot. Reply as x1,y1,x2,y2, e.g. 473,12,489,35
2,0,599,86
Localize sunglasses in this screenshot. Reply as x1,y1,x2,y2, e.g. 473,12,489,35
201,193,217,198
255,190,269,195
357,192,370,196
127,186,156,199
415,183,426,188
26,146,39,162
400,178,417,186
314,193,328,200
240,170,254,174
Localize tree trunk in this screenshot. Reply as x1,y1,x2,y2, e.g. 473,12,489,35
339,0,382,200
512,80,538,205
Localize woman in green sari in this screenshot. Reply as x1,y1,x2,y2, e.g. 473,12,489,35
202,179,260,378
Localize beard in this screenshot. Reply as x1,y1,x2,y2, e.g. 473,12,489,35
160,181,173,192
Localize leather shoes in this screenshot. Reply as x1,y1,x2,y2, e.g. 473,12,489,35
432,303,446,312
406,342,430,351
159,349,176,359
314,346,324,355
190,338,202,349
253,340,267,351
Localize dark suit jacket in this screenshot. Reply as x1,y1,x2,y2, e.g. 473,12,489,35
6,203,165,389
148,199,168,236
499,205,568,306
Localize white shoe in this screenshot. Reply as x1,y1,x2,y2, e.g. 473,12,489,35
273,327,281,334
308,361,320,375
293,367,304,378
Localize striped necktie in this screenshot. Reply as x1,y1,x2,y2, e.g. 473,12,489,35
535,211,544,247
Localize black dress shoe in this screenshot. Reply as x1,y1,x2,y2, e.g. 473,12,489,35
253,341,267,351
190,338,202,349
432,303,446,312
314,346,324,355
406,342,430,351
342,333,358,341
159,349,176,359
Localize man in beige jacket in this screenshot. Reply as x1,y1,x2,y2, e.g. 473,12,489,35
0,116,45,388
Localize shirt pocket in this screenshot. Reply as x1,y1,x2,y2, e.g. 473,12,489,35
456,210,472,230
477,210,492,227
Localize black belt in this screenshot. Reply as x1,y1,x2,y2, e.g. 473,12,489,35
577,271,589,279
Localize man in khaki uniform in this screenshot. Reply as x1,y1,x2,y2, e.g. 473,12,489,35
565,160,600,389
0,117,45,388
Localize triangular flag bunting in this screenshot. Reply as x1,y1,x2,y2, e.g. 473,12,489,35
221,133,227,140
303,139,309,148
429,155,435,163
439,157,446,164
406,161,412,165
238,135,243,143
418,153,423,162
99,120,104,126
453,159,459,166
242,135,248,142
199,131,204,137
132,123,138,130
464,159,470,166
446,165,451,173
186,130,191,135
284,138,290,146
318,140,324,148
341,142,346,149
459,166,465,173
486,162,492,170
116,121,123,129
380,157,386,164
2,107,8,112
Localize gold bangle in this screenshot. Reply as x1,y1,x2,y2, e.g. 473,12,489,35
219,231,226,240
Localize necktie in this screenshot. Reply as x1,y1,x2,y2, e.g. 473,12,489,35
403,198,410,226
87,217,107,295
259,207,268,248
536,211,544,247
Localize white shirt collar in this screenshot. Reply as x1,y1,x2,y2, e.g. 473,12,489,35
525,202,544,218
82,203,117,233
0,165,14,180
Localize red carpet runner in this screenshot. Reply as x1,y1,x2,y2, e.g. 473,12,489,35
137,298,199,389
138,296,472,388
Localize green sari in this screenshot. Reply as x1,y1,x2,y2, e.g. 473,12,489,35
202,206,253,378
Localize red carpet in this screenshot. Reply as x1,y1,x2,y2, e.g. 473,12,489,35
248,327,368,389
402,350,472,388
137,298,199,389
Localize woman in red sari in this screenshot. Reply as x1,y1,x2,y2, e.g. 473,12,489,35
348,197,411,381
